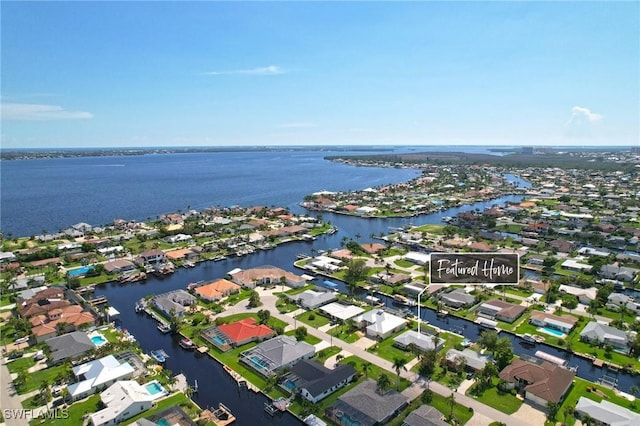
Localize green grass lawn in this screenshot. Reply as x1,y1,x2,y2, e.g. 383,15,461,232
296,310,330,328
367,329,416,363
15,364,69,395
276,298,300,313
430,391,474,425
551,377,640,426
315,346,342,362
467,380,523,414
284,284,315,295
327,326,360,344
285,329,321,345
341,355,411,392
394,259,415,268
29,394,101,426
6,355,36,374
225,288,253,306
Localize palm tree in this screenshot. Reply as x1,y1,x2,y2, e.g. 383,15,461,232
392,357,407,390
447,392,456,420
376,374,391,395
361,361,371,378
39,380,51,410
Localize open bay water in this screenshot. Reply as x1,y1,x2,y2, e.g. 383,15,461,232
1,149,423,237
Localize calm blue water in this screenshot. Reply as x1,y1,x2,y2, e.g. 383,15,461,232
1,149,422,237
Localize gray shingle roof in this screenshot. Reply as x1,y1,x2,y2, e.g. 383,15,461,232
46,331,95,363
334,379,408,424
290,360,356,399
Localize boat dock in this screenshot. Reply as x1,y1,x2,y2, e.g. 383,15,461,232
223,365,259,392
201,403,236,426
87,296,108,307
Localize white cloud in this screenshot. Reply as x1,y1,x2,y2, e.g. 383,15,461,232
204,65,285,76
565,106,602,138
276,122,317,129
570,106,602,122
1,103,93,120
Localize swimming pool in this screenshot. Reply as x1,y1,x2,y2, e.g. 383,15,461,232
90,334,107,347
144,381,167,397
336,411,362,426
68,266,94,277
283,379,296,391
540,327,565,338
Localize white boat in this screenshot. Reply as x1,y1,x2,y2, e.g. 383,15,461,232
522,333,537,343
157,323,172,334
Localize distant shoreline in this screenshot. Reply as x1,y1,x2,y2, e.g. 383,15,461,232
1,145,634,161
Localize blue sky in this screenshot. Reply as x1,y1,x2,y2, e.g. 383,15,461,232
1,2,638,148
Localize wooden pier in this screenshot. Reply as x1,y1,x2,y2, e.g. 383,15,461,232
223,365,259,392
87,296,108,307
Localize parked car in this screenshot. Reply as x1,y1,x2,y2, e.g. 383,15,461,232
8,351,24,360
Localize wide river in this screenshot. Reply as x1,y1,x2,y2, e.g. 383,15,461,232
3,147,635,424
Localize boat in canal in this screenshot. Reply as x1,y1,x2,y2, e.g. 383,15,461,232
179,338,195,350
150,349,169,363
157,322,172,334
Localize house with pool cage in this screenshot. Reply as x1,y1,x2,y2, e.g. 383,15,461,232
201,318,275,351
239,335,315,376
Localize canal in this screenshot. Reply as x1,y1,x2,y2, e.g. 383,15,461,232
94,194,638,425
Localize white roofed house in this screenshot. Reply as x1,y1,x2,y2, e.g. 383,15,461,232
558,285,597,305
353,309,407,340
575,397,640,426
152,289,196,318
580,321,630,353
67,355,135,401
89,381,156,426
394,330,444,352
606,293,640,313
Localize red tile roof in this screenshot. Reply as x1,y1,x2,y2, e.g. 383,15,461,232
217,318,274,344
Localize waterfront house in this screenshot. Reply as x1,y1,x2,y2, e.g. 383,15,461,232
103,259,137,275
370,272,411,286
287,289,337,310
477,299,526,323
402,405,448,426
136,406,197,426
498,359,575,406
558,285,597,304
230,265,306,289
153,290,196,318
165,248,197,262
580,321,629,353
89,381,156,426
136,249,166,265
320,302,365,322
213,318,275,348
164,234,193,244
444,348,492,372
394,330,444,352
529,311,578,334
193,279,241,302
353,309,407,339
574,397,640,426
283,360,356,403
68,355,135,401
606,293,640,313
29,305,96,342
240,335,315,376
310,256,342,273
439,289,476,309
46,331,96,364
599,264,639,282
360,243,385,254
560,258,593,273
326,379,408,426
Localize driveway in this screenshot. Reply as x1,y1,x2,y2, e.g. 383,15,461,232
511,400,547,426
